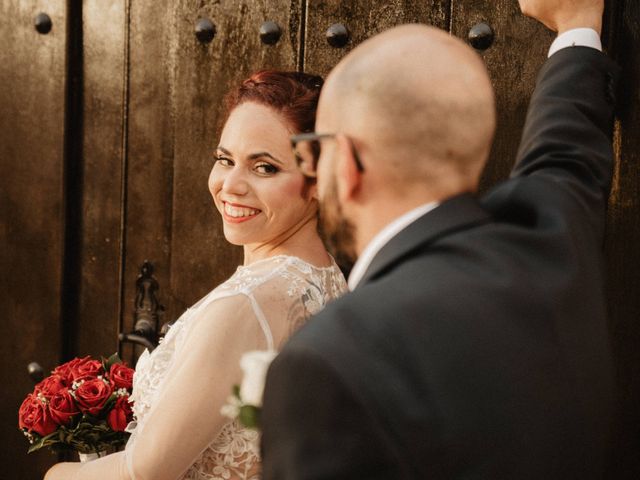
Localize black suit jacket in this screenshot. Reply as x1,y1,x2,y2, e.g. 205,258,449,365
261,47,619,479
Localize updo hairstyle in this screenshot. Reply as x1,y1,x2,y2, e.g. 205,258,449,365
223,70,324,135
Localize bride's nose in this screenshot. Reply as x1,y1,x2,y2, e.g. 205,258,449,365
221,166,250,196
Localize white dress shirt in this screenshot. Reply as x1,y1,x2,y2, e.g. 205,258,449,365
347,28,602,290
548,28,602,57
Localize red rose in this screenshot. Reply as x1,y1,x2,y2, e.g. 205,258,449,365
74,378,113,416
109,363,134,390
107,396,134,432
52,357,86,384
18,394,57,437
49,389,80,426
70,357,104,381
35,375,67,399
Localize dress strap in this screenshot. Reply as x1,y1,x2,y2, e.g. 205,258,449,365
190,288,275,351
246,293,275,351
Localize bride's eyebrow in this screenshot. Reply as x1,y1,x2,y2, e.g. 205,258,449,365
249,151,284,166
216,146,283,166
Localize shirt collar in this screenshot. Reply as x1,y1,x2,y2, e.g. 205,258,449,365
347,201,439,290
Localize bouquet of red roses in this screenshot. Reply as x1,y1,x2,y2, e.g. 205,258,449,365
18,353,135,455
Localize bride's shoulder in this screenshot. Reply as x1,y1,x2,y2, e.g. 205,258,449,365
218,255,343,294
185,256,346,323
187,257,300,316
180,255,346,348
213,255,295,295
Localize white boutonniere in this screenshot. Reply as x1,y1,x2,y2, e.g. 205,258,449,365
221,350,277,429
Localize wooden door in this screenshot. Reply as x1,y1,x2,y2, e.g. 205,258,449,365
2,1,639,478
303,1,450,75
603,1,640,476
0,1,67,478
72,0,128,361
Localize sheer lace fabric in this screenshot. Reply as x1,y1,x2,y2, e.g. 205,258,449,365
124,255,347,480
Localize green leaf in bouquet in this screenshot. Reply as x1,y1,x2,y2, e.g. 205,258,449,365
77,412,110,427
27,429,60,453
40,436,64,450
70,439,92,454
64,429,76,444
27,439,45,454
103,352,123,372
102,392,119,412
238,405,261,429
58,427,69,442
77,418,96,430
25,399,133,455
50,443,75,455
232,384,241,399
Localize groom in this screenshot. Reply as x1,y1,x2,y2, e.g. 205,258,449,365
262,0,618,478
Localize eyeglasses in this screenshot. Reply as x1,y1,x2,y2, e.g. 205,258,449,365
290,132,364,179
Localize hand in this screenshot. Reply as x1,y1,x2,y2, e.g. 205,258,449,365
44,462,81,480
519,0,604,35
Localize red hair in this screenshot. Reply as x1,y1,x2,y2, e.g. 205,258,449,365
223,70,323,134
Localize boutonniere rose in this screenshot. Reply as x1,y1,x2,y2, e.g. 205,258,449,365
221,350,277,429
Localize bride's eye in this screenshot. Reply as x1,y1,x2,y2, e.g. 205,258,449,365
255,162,279,175
214,155,234,167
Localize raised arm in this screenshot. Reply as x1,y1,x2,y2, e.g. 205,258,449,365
512,0,618,201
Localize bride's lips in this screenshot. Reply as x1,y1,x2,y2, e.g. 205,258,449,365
221,201,262,223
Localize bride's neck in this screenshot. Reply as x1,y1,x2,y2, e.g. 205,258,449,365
242,217,331,268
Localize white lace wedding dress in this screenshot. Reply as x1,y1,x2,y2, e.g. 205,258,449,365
123,255,347,480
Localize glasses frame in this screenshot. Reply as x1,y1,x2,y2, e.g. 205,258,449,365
290,132,364,178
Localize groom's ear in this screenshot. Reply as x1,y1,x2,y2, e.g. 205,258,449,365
335,134,362,203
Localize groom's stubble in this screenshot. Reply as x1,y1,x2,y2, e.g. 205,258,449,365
318,172,358,268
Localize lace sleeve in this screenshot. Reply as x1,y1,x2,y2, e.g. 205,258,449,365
122,293,271,480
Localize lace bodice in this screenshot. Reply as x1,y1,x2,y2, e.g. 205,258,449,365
125,255,347,480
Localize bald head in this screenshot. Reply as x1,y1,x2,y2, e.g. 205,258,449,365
318,24,496,194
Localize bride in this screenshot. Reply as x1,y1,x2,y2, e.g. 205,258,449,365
45,71,347,480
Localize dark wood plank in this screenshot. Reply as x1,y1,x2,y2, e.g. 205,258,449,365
167,0,303,319
605,1,640,477
450,0,553,190
75,0,126,358
0,1,67,477
119,0,177,360
304,0,450,76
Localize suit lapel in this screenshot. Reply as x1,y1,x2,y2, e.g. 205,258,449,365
358,193,492,286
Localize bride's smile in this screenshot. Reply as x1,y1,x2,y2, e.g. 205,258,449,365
222,201,261,222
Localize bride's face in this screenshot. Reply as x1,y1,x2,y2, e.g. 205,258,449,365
209,102,318,248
